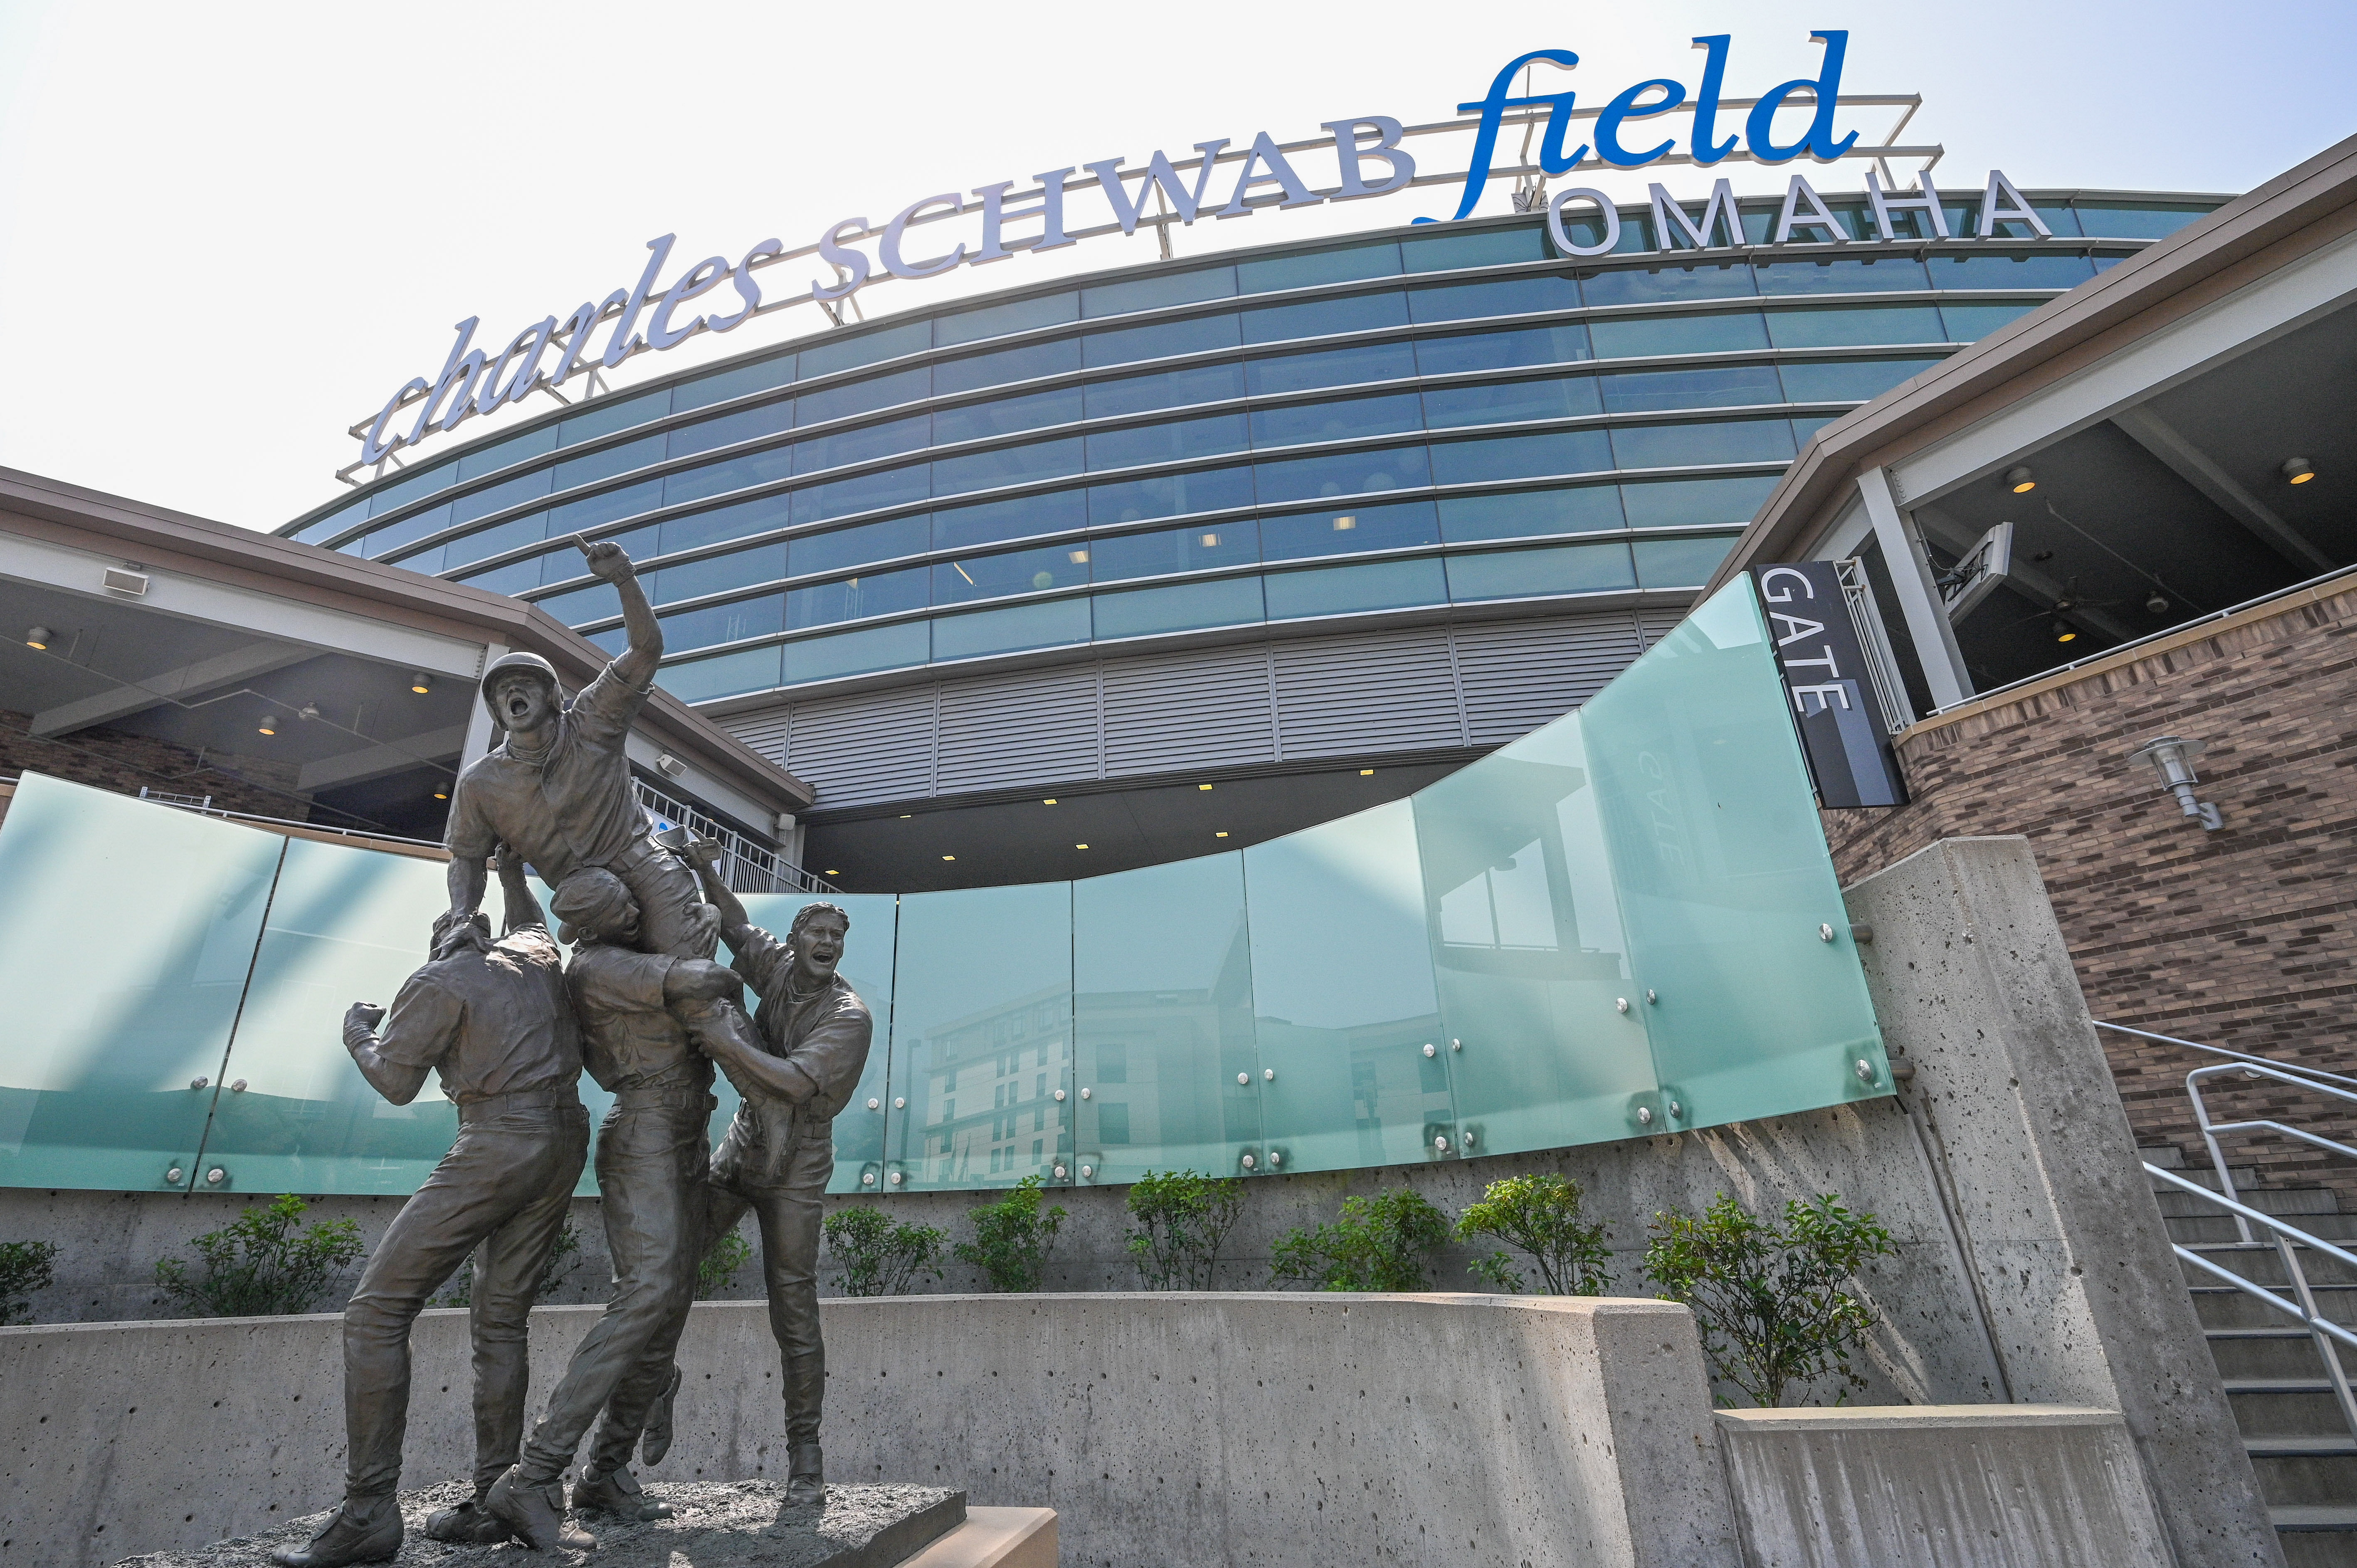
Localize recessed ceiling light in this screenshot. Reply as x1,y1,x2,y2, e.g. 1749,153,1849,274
1067,549,1089,564
1216,831,1229,838
1359,768,1374,776
258,714,279,735
2006,464,2036,493
410,672,432,694
1332,515,1357,531
1042,798,1058,805
1075,843,1089,849
1198,784,1213,791
825,870,839,876
900,814,912,819
24,625,52,650
942,854,955,861
2284,456,2316,484
1199,532,1221,547
433,787,449,800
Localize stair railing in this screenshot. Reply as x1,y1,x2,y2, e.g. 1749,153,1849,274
2105,1021,2357,1442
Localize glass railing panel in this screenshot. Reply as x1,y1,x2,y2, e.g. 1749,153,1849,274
1580,577,1886,1127
0,775,283,1191
734,892,899,1195
883,883,1073,1191
195,836,469,1195
1074,854,1262,1185
1412,708,1657,1154
1242,799,1449,1174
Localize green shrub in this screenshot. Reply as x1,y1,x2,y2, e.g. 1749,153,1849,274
696,1226,756,1299
823,1207,948,1297
1269,1187,1450,1292
155,1194,365,1317
1457,1173,1612,1295
1125,1170,1247,1290
1642,1192,1897,1408
433,1221,584,1308
954,1175,1067,1292
0,1239,58,1325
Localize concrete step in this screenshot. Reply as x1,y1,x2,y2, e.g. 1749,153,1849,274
2280,1529,2357,1568
2249,1445,2357,1510
2193,1285,2357,1331
2158,1187,2344,1220
2184,1244,2357,1289
2273,1504,2357,1533
2208,1329,2345,1381
2226,1380,2357,1438
2168,1214,2357,1246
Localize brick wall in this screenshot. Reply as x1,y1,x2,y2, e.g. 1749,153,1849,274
1824,573,2357,1195
0,710,309,821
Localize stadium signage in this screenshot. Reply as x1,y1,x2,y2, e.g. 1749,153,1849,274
355,31,2043,471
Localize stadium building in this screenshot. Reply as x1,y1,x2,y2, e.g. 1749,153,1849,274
275,188,2222,891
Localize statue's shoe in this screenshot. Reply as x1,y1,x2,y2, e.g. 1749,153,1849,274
486,1467,597,1551
575,1464,675,1521
423,1498,515,1544
640,1364,684,1466
267,1499,402,1567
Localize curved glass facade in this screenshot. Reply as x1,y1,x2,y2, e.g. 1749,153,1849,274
0,579,1883,1195
282,195,2211,707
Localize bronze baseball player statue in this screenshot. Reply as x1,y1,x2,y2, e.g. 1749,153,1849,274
272,852,589,1567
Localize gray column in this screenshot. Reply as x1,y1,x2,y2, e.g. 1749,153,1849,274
1846,835,2285,1568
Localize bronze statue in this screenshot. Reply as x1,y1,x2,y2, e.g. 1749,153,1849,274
480,870,750,1548
272,852,590,1568
689,851,874,1508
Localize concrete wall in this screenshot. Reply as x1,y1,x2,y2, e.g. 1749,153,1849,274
0,1294,1737,1568
1715,1406,2169,1568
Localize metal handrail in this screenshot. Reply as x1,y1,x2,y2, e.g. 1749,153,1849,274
630,777,838,898
2149,1163,2357,1438
2094,1020,2357,1090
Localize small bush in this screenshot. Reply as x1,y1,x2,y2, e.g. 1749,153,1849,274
1125,1170,1247,1290
1269,1187,1450,1292
0,1239,58,1324
955,1175,1067,1293
696,1226,756,1299
823,1207,948,1297
1642,1192,1897,1408
1457,1173,1612,1295
433,1221,584,1308
155,1194,365,1317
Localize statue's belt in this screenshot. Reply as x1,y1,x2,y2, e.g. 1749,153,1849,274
455,1085,583,1122
612,1084,719,1112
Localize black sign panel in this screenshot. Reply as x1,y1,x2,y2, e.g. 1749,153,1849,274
1749,562,1908,809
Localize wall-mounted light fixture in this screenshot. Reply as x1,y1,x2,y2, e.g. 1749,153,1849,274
257,714,280,736
24,625,52,650
2283,456,2315,485
2129,735,2223,831
2006,465,2037,494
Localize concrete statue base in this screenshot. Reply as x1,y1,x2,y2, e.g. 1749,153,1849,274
114,1482,1000,1568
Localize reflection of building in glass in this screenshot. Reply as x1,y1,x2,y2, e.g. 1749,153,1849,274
910,987,1072,1183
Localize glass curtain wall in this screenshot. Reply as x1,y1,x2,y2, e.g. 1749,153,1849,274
0,577,1886,1195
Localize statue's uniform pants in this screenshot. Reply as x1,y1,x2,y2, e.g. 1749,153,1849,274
699,1130,835,1467
603,837,709,964
340,1088,588,1501
516,1085,713,1485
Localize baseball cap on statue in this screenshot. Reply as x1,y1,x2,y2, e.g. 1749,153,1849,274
479,651,561,723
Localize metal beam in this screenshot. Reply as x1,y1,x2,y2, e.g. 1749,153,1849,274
2112,405,2335,573
296,723,468,793
30,641,311,738
1857,468,1974,709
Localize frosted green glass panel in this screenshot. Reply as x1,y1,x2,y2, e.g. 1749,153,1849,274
0,775,281,1191
1413,713,1658,1153
199,837,464,1194
1073,855,1260,1184
735,891,898,1194
1243,799,1449,1173
1582,578,1886,1126
884,883,1072,1190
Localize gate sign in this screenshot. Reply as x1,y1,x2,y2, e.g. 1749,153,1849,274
1751,563,1908,810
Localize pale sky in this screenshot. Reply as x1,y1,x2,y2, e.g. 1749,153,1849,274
0,0,2350,533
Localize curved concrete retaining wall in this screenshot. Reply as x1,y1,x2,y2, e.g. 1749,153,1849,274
0,1293,1733,1568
